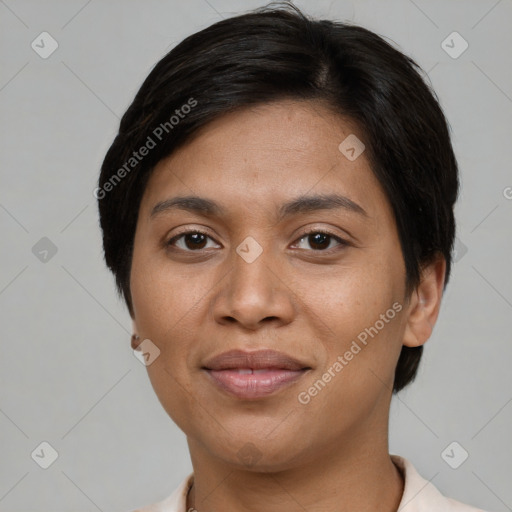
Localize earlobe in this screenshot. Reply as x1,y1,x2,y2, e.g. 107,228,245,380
131,320,141,350
402,255,446,348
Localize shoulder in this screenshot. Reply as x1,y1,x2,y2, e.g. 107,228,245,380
392,454,490,512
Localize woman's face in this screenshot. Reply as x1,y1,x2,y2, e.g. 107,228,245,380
130,99,411,470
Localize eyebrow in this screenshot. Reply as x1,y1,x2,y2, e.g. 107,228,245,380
150,193,368,222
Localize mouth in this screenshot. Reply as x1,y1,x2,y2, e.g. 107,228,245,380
203,368,310,399
202,349,311,400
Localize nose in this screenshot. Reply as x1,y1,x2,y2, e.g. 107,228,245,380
212,242,295,330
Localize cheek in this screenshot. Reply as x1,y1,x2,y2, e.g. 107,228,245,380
306,263,405,389
130,244,194,336
130,249,203,431
130,246,213,374
312,262,400,335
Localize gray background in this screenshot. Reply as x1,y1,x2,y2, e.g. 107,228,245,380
1,0,511,510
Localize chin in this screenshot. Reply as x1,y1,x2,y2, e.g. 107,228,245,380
206,434,309,473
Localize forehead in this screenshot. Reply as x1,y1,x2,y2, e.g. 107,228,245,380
139,99,390,223
168,99,363,170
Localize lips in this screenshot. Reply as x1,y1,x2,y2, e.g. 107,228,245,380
203,349,309,371
202,349,311,400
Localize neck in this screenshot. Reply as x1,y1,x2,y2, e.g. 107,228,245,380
185,436,404,512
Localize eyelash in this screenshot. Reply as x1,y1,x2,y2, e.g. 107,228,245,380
166,228,348,254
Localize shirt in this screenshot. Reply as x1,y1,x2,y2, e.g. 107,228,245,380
132,454,488,511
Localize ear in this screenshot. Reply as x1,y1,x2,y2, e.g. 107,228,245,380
131,319,141,350
402,254,446,348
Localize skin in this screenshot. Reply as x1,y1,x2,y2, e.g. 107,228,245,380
129,99,446,512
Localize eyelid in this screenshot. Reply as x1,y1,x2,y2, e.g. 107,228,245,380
166,225,350,253
293,226,349,244
166,226,219,247
291,227,349,252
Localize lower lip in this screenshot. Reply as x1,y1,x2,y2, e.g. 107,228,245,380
204,368,308,400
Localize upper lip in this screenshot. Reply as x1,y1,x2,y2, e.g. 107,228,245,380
202,349,310,371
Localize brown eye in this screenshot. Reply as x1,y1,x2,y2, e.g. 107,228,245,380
167,231,219,251
293,230,346,251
